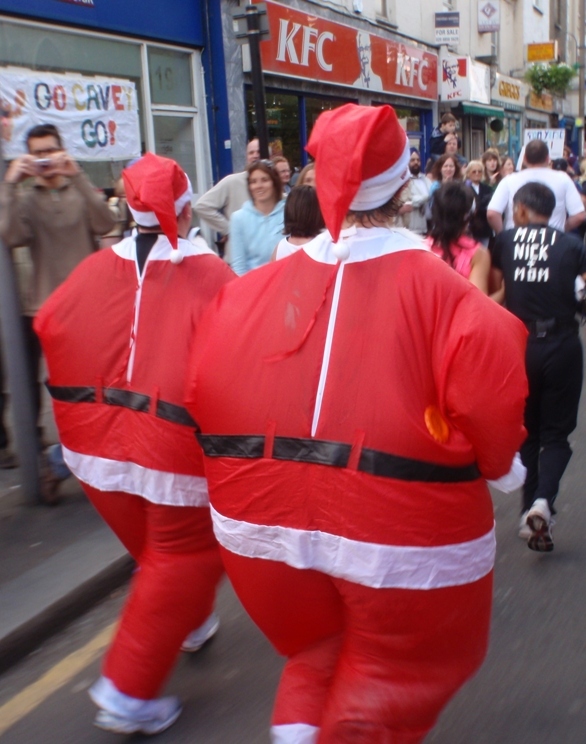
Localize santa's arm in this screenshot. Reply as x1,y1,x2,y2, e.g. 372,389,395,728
439,290,528,480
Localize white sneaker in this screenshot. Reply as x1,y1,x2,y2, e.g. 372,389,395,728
526,498,554,552
181,612,220,653
94,701,182,735
89,676,181,735
518,511,531,540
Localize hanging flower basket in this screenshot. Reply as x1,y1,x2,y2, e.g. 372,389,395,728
524,62,578,97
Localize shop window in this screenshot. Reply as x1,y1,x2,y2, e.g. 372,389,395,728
375,0,396,24
0,21,141,78
0,19,207,200
246,90,301,167
305,96,350,141
148,48,193,107
0,19,144,189
375,0,388,16
153,115,197,190
394,108,422,132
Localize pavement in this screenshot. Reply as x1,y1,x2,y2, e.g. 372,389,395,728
0,392,134,674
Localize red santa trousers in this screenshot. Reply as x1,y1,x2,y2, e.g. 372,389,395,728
222,548,491,743
84,484,223,700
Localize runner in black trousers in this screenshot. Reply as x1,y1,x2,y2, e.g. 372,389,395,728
492,182,586,552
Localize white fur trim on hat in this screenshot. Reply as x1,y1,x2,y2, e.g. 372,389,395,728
349,141,411,212
127,178,193,227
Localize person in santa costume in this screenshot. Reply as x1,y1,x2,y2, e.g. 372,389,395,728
34,154,234,735
185,104,529,743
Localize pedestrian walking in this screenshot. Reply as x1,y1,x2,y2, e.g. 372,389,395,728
487,139,585,234
427,181,491,293
491,182,586,552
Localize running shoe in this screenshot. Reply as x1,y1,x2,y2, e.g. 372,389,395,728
181,612,220,653
527,498,554,552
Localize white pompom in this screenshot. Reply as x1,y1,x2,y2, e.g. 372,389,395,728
169,249,183,264
332,241,350,261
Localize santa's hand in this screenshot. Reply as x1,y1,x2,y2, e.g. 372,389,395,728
487,453,526,494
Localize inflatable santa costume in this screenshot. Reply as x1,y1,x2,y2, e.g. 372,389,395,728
185,105,528,743
34,154,234,735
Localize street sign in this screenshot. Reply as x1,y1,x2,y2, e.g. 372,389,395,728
478,0,500,34
435,12,460,46
526,41,558,63
232,3,270,45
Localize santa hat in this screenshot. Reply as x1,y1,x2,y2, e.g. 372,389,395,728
123,153,193,263
306,104,410,244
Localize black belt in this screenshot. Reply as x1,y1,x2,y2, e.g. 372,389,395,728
197,433,481,484
524,318,578,338
46,384,197,428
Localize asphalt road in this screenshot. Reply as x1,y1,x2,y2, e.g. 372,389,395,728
2,349,586,743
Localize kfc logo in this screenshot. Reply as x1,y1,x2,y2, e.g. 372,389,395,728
276,19,334,72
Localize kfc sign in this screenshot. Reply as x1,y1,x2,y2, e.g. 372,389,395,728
441,56,467,101
276,20,334,72
257,1,438,101
440,52,491,104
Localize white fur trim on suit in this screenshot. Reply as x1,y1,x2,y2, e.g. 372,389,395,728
211,506,496,590
62,446,209,507
349,141,411,211
302,226,429,266
271,724,320,743
112,234,216,262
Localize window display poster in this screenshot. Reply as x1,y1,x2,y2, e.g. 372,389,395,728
0,67,140,161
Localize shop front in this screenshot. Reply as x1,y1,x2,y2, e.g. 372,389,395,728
524,91,555,130
440,52,503,161
0,1,219,198
241,0,437,171
488,73,527,162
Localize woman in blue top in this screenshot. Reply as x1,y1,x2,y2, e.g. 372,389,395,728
230,160,285,275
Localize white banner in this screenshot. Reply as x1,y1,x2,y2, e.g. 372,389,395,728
469,60,491,104
478,0,500,34
523,128,565,159
0,67,140,161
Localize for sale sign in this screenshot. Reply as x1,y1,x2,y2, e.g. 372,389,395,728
435,12,460,46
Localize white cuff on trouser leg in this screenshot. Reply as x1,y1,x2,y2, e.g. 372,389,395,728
271,723,320,743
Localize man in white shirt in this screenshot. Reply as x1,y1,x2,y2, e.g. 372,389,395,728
194,138,260,262
487,139,585,233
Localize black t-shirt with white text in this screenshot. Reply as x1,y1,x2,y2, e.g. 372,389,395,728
492,223,586,322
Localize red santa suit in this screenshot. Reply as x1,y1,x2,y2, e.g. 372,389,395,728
34,154,235,733
185,106,528,743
